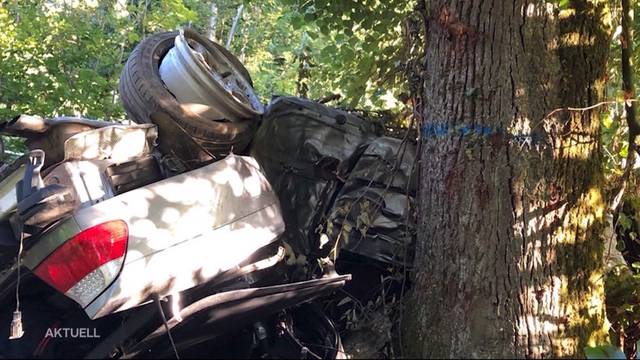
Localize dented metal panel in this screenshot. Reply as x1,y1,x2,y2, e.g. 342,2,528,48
251,97,380,257
63,124,157,162
327,137,417,266
252,97,416,267
38,154,286,318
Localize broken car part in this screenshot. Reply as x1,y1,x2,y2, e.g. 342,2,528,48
124,274,349,358
0,119,160,226
0,115,118,169
325,136,417,266
159,28,263,122
251,96,381,259
20,154,284,318
12,150,76,234
119,31,258,161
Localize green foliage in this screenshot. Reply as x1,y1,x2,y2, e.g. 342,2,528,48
287,0,415,109
217,0,415,112
1,0,128,120
227,0,302,99
0,1,235,123
584,344,626,359
606,264,640,333
0,0,415,158
0,0,413,116
603,3,640,343
601,0,640,180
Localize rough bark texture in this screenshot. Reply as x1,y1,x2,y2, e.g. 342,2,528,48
404,1,611,358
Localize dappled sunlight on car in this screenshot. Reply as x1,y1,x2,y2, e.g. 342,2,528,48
74,154,285,318
92,202,284,318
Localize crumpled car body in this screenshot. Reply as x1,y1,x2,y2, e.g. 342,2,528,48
326,136,417,266
251,96,416,267
0,116,285,320
251,96,381,258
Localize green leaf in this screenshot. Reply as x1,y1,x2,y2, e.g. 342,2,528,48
619,213,633,231
291,15,304,30
616,239,626,252
584,345,625,359
352,9,365,23
335,33,347,43
319,23,330,35
342,47,355,62
373,22,386,32
361,16,373,29
620,143,629,158
320,45,337,60
127,32,139,43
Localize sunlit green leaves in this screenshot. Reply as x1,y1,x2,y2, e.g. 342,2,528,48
584,344,626,359
0,0,130,121
259,0,414,110
0,0,415,156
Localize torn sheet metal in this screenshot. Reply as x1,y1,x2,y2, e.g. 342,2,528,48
252,97,380,257
0,115,142,169
64,124,157,162
326,136,417,266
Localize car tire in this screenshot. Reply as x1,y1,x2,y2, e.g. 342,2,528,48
119,31,257,156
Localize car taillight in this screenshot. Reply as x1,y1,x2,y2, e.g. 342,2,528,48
33,220,128,307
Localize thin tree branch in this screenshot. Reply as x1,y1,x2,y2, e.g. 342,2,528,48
226,4,244,49
544,100,637,120
208,2,218,41
316,93,341,104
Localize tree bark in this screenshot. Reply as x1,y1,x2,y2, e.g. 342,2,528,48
208,2,218,42
226,4,244,50
404,1,611,358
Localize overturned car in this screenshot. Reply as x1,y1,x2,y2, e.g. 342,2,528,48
0,28,415,359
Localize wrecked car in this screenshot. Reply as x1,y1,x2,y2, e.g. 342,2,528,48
0,114,347,358
0,27,415,359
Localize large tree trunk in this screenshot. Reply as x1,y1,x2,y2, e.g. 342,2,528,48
404,1,611,358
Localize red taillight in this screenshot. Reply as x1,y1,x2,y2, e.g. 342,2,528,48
33,220,128,294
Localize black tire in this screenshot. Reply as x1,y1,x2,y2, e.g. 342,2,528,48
119,31,257,155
